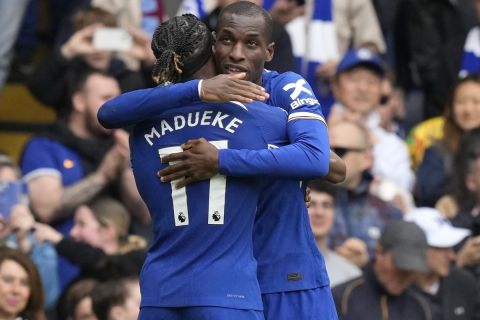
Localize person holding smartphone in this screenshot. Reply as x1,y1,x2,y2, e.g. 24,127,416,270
0,153,61,309
27,6,153,117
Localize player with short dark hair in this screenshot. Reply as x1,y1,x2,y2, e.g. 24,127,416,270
122,14,293,320
99,3,339,319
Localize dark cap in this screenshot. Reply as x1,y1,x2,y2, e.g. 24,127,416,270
336,48,385,76
378,220,428,273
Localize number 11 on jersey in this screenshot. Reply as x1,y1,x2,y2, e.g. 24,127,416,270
158,140,228,227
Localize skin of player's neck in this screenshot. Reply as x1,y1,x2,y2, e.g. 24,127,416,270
192,57,217,80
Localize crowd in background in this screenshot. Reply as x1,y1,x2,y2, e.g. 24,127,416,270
1,0,480,319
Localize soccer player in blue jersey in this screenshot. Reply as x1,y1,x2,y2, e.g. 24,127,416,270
99,3,339,319
118,14,329,320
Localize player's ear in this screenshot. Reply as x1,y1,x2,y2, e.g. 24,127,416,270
212,31,217,54
265,42,275,63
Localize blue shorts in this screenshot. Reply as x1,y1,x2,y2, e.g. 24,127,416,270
262,286,338,320
138,306,265,320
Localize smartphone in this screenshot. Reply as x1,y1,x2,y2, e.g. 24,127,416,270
0,181,23,219
92,27,133,52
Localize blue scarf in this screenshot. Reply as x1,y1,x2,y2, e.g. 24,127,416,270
285,0,338,116
460,25,480,77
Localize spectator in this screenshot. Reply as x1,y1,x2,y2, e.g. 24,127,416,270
21,69,149,290
329,48,415,193
378,70,406,138
406,116,445,171
406,207,480,320
416,74,480,207
27,7,150,117
328,120,403,258
446,128,480,283
202,0,296,73
91,277,140,320
61,278,98,320
0,154,60,309
307,179,362,287
332,221,431,320
33,196,146,281
0,247,46,320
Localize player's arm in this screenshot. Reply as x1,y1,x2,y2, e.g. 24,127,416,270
218,72,339,180
159,74,345,186
98,73,268,129
218,115,330,179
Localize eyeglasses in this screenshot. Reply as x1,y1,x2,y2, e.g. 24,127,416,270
332,147,367,158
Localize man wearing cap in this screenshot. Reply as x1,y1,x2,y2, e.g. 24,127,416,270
406,208,480,320
332,220,432,320
329,48,415,194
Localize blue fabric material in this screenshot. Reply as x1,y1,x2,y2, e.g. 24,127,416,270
262,286,338,320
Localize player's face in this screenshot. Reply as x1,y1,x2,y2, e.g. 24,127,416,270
375,250,417,296
70,205,104,249
426,247,454,278
307,191,335,240
333,67,382,116
452,80,480,131
81,74,121,137
214,13,274,85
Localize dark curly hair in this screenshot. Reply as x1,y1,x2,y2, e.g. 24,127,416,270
151,14,213,84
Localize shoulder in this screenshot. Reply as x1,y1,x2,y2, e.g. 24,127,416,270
22,137,71,159
405,289,433,319
446,267,478,287
332,276,369,313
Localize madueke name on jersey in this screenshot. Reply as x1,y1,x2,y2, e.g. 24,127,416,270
144,110,244,146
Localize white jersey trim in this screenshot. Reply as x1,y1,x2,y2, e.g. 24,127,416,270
288,112,327,126
23,168,61,182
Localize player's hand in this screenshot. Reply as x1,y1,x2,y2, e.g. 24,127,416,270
200,73,269,103
158,138,219,189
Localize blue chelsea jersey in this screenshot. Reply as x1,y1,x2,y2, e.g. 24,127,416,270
252,70,331,293
130,100,288,310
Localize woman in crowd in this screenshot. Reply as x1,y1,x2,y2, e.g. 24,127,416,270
33,196,146,280
416,74,480,207
0,248,46,320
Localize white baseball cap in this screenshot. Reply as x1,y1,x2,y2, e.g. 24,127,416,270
405,207,471,248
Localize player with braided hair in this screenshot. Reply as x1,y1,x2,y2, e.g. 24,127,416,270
113,14,289,320
100,4,339,320
150,13,214,84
